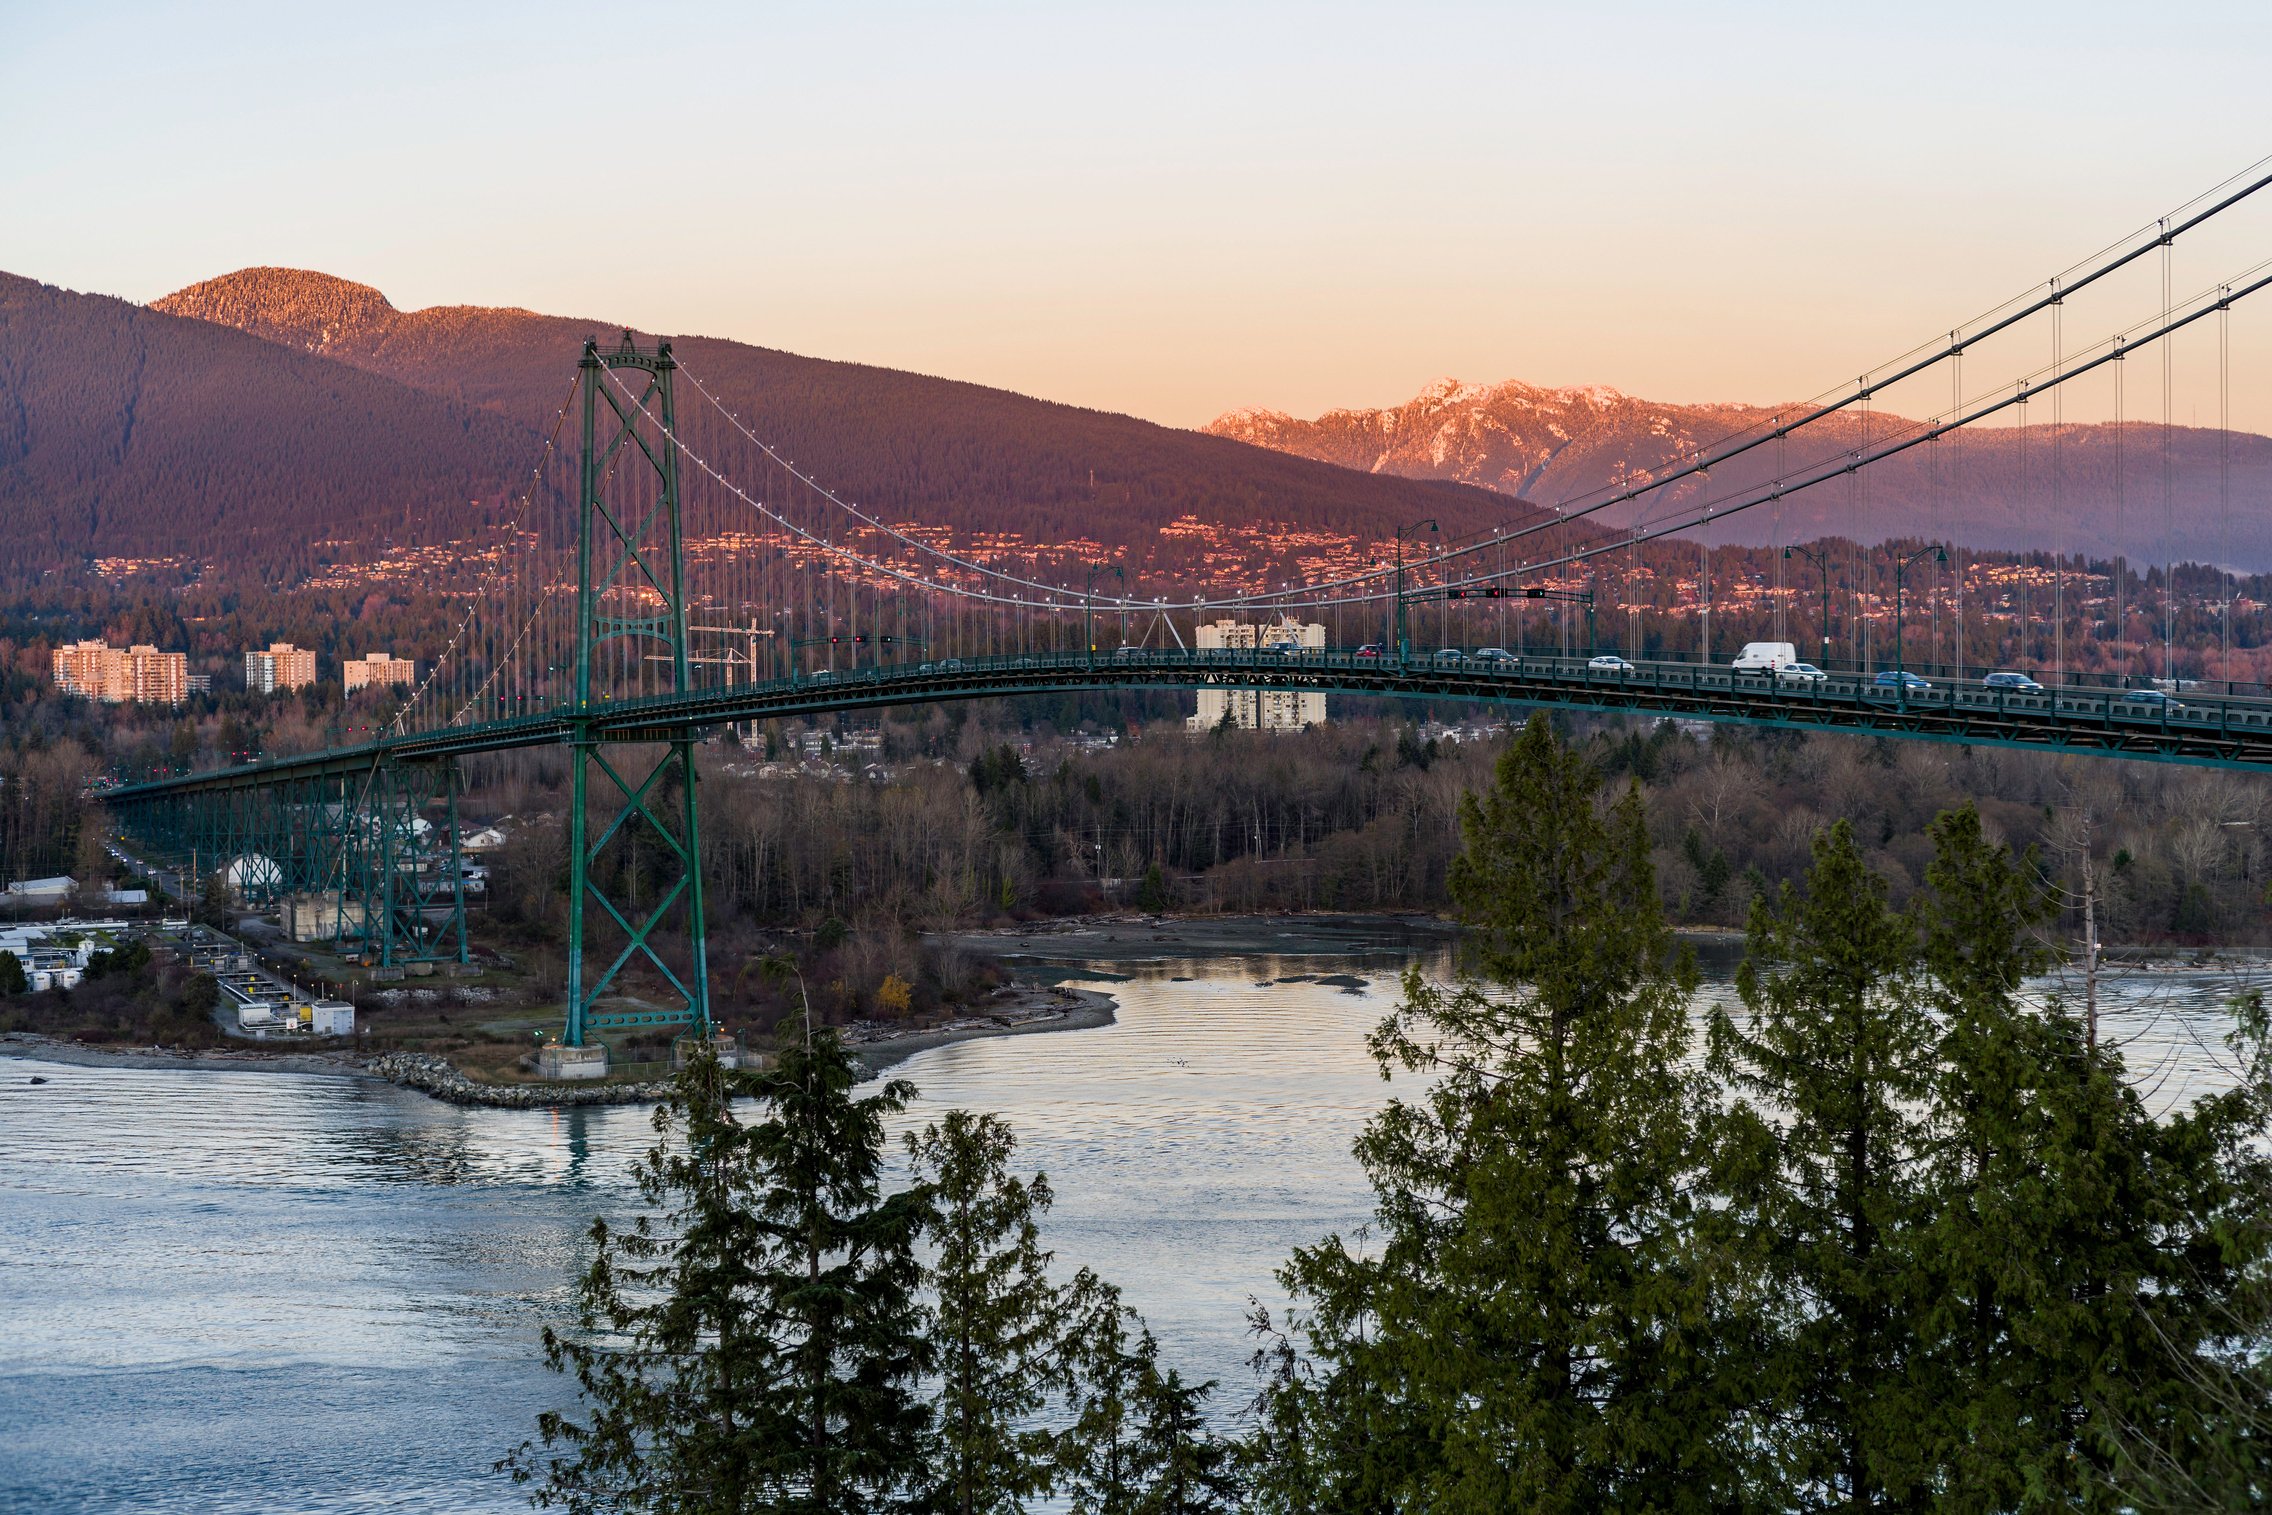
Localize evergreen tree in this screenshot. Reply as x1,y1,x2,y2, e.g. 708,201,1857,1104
505,1036,931,1513
0,949,24,995
1273,712,1724,1510
502,1048,797,1513
1056,1274,1154,1515
909,1109,1064,1515
1131,1367,1240,1514
2095,990,2272,1509
1913,807,2272,1508
1710,819,1935,1509
746,1029,932,1511
1236,1301,1373,1515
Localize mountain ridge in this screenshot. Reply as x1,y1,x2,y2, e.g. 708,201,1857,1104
144,267,1535,562
1208,376,2272,569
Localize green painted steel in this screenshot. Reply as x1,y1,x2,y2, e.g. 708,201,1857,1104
109,650,2272,806
111,758,466,968
560,337,712,1048
108,637,2272,1049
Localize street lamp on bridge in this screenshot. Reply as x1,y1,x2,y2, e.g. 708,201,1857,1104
1085,560,1124,669
1393,518,1438,666
1891,542,1949,678
1783,543,1834,668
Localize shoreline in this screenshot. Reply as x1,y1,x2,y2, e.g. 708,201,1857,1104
0,984,1121,1104
849,986,1118,1078
0,1033,365,1077
940,910,1461,963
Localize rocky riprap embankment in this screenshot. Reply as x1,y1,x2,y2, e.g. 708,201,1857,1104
364,1052,670,1108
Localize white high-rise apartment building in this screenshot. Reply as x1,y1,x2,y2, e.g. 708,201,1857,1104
1185,617,1328,733
244,642,317,693
343,651,416,692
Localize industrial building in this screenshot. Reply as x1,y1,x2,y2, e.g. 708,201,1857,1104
244,642,317,694
343,651,416,692
1185,617,1329,733
51,640,189,705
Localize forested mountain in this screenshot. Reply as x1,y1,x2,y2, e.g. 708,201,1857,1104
149,268,1531,563
1211,376,2272,570
0,273,535,581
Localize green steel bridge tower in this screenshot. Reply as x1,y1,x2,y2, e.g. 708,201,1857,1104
559,336,712,1052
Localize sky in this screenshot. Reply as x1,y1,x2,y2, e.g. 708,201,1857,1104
6,1,2272,431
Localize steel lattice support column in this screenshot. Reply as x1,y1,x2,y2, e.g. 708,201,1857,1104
562,337,712,1047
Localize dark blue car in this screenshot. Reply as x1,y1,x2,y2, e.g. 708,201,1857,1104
1873,670,1931,692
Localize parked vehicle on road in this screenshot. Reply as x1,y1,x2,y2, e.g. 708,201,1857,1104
1588,654,1636,674
1732,641,1799,671
1873,670,1931,692
1983,671,2044,691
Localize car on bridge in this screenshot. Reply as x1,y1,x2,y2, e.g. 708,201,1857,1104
1775,662,1829,684
1732,640,1800,672
1983,670,2044,691
1473,647,1518,667
1873,670,1932,692
1355,643,1384,658
1433,647,1467,664
2118,687,2184,711
1587,654,1636,675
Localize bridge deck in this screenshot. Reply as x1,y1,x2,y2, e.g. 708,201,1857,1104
103,650,2272,804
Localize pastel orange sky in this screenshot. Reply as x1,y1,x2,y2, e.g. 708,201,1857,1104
7,2,2271,431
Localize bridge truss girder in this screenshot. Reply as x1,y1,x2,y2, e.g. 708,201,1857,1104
111,758,467,969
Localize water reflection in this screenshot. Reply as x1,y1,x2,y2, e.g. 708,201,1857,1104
0,931,2253,1514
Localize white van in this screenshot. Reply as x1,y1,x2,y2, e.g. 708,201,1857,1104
1731,641,1797,672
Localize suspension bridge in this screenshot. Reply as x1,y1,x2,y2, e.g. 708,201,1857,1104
99,162,2272,1057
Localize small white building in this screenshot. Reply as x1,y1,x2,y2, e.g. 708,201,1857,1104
311,1002,355,1037
4,876,77,902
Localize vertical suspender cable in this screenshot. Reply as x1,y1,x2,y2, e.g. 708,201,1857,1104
2114,341,2126,679
2163,222,2176,685
2221,292,2232,678
2053,287,2065,687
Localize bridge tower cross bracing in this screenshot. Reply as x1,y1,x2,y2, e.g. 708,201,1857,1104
562,336,714,1049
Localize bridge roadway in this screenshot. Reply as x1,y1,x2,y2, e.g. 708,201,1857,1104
103,647,2272,804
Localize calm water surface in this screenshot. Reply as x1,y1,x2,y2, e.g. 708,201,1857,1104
0,935,2253,1512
